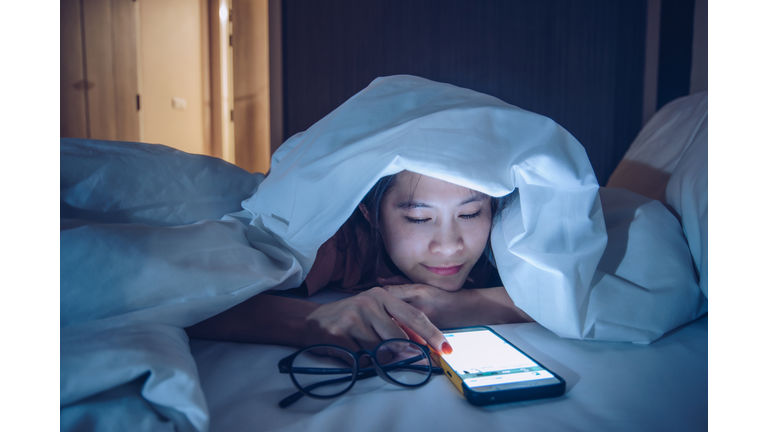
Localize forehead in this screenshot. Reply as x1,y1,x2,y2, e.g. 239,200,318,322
386,171,485,205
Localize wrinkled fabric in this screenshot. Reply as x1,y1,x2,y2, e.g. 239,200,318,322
60,75,706,431
247,75,704,341
247,76,607,340
61,139,300,431
606,91,708,298
666,131,708,298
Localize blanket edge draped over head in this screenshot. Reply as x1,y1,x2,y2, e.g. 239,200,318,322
60,75,705,432
244,75,608,340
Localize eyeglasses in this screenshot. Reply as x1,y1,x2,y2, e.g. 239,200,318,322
277,339,444,408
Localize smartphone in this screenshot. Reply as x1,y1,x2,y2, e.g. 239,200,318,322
435,326,565,406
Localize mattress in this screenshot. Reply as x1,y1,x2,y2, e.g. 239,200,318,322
191,313,707,431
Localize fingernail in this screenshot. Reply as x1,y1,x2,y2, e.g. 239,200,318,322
441,341,453,355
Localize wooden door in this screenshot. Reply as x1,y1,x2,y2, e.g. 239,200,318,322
61,0,88,138
232,0,271,174
60,0,140,142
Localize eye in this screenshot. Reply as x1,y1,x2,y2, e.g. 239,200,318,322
405,217,430,224
459,210,483,220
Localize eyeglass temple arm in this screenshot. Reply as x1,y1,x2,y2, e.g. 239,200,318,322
279,391,304,408
286,366,356,375
278,370,379,408
278,355,295,374
280,364,441,408
288,364,440,378
287,354,430,375
374,354,443,374
279,352,442,408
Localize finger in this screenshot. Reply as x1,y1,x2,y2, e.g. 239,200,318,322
374,339,416,364
377,275,412,286
383,284,427,303
394,319,426,345
342,292,413,346
382,284,409,300
311,346,359,367
380,295,452,355
368,314,410,344
349,326,399,368
348,324,389,352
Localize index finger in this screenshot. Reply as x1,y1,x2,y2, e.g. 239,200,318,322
382,284,411,300
393,319,426,345
381,295,452,355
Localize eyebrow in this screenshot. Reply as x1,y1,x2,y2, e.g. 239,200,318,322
396,195,487,209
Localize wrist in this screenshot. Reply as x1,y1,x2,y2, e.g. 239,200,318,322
432,288,476,329
439,286,534,328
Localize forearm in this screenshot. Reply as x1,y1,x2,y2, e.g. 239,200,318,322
185,293,320,347
434,286,534,329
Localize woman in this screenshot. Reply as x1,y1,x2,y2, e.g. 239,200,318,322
62,75,703,352
60,75,705,430
185,169,533,354
184,74,613,353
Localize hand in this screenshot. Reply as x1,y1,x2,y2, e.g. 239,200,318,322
382,282,536,328
303,287,452,355
380,281,459,329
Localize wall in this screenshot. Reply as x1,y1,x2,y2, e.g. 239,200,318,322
233,0,272,174
281,0,648,186
655,0,696,110
139,0,207,154
642,0,662,126
689,0,707,94
642,0,705,126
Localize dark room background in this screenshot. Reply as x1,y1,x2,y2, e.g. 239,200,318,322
279,0,700,186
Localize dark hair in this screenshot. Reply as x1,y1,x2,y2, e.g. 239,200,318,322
335,172,514,288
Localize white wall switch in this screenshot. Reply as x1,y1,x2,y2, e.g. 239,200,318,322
172,97,187,110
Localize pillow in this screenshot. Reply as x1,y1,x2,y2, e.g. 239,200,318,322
607,92,708,298
607,92,708,202
665,122,708,298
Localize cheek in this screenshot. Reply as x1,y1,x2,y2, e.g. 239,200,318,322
464,216,493,256
381,221,428,265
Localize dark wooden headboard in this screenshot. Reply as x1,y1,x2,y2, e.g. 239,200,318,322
279,0,696,186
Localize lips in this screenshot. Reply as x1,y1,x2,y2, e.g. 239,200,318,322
423,264,463,276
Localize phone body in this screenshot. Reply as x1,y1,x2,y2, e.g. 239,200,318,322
434,326,565,406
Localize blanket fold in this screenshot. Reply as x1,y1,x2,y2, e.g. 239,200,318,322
60,75,706,431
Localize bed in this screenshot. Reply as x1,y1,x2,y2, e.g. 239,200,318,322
60,82,708,431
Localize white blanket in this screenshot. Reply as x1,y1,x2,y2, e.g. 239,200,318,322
60,75,707,431
607,92,708,298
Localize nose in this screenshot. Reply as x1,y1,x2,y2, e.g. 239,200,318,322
429,220,464,256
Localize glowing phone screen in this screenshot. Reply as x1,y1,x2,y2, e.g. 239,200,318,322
441,329,554,388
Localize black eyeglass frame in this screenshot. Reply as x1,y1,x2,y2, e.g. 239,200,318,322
277,339,443,407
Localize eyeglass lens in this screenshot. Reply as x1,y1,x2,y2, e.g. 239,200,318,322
292,346,357,397
291,341,432,398
375,341,432,386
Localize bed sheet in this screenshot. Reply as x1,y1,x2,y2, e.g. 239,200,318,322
190,315,707,432
60,77,707,430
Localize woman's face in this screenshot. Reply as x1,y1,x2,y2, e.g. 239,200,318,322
372,171,492,292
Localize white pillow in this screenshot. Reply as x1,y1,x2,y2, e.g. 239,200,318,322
665,121,708,298
607,92,708,298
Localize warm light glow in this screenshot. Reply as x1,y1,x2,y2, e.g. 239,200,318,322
219,0,234,164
